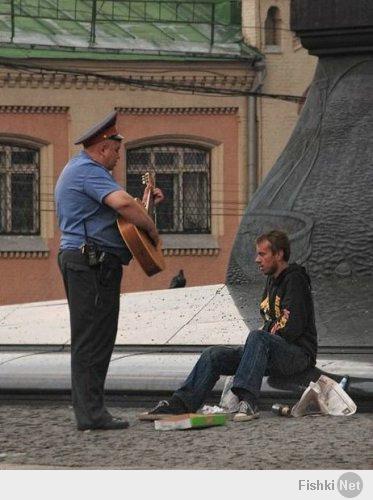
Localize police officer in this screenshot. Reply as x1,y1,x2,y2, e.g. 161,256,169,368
55,111,164,430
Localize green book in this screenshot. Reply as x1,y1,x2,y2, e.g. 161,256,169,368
154,413,227,431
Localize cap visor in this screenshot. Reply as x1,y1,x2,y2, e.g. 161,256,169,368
109,134,124,141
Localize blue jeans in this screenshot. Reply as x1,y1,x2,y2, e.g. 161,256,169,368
175,330,311,412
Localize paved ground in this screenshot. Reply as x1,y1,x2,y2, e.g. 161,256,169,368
0,403,372,470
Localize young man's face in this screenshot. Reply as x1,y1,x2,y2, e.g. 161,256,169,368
255,239,283,276
101,140,121,171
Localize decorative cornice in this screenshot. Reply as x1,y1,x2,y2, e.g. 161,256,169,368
0,105,68,114
117,107,239,116
0,251,49,258
162,248,219,256
0,71,253,90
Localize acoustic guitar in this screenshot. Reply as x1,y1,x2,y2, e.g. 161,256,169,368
117,172,166,277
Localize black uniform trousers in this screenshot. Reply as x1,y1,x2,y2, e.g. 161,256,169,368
58,250,122,428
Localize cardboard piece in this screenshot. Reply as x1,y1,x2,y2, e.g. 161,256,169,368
154,413,227,431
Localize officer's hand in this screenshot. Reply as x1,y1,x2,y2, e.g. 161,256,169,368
142,186,165,206
153,187,165,205
148,227,160,246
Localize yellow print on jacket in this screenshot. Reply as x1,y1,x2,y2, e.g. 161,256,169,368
260,296,271,322
271,308,291,333
275,295,281,318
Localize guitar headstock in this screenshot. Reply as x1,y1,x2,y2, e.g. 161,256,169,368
141,171,155,189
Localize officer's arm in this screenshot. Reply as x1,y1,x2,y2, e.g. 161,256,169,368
104,190,159,244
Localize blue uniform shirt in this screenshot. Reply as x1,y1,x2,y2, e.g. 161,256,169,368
55,151,132,264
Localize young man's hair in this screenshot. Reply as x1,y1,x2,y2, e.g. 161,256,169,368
256,230,291,262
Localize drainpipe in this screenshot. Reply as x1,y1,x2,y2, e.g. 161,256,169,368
248,62,265,201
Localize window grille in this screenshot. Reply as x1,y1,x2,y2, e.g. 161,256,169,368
126,144,211,234
0,144,40,235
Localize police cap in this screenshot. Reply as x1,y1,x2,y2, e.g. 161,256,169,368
74,110,124,147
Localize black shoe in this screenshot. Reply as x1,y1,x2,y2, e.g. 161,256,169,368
78,417,129,431
138,399,187,421
139,394,189,420
149,400,186,415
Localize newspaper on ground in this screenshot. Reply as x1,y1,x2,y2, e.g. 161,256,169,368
291,375,357,417
218,374,356,418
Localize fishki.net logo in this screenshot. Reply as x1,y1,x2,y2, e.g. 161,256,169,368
298,472,363,497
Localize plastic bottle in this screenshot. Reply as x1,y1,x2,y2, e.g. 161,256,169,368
339,376,349,390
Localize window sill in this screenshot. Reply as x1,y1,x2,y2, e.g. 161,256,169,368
264,45,282,54
160,234,220,256
0,236,49,258
293,41,303,52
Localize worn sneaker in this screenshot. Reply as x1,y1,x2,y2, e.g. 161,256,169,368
149,400,179,414
233,400,259,422
138,399,187,421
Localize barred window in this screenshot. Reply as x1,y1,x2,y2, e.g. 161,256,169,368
0,144,40,235
126,145,211,234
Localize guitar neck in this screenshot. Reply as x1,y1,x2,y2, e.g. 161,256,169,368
144,187,155,221
142,171,156,221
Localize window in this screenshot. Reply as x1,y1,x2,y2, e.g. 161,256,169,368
126,144,211,234
0,144,40,235
264,6,281,47
230,1,241,25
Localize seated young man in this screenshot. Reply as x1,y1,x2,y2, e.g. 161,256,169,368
146,230,318,422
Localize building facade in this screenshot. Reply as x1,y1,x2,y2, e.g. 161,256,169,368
0,1,316,305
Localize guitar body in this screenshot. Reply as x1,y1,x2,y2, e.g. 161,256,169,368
117,199,165,277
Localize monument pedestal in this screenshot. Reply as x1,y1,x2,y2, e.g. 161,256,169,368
227,0,373,349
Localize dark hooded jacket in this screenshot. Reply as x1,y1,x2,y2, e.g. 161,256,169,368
260,263,318,364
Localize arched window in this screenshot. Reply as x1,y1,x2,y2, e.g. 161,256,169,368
0,144,40,235
265,6,281,47
126,144,211,234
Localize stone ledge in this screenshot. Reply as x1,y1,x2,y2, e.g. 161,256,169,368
117,107,239,115
0,72,253,90
0,105,69,114
291,0,373,55
0,236,49,258
263,45,282,54
161,234,219,256
163,248,219,256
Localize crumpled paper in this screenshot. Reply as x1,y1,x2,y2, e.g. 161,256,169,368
200,405,228,414
217,374,357,417
291,375,357,417
219,376,240,413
